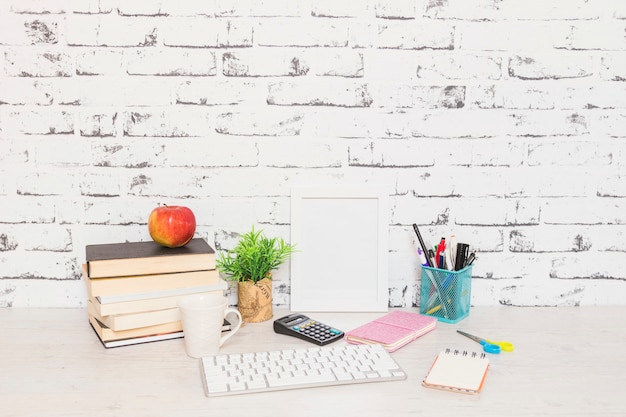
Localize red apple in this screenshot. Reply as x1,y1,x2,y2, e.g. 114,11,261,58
148,205,196,248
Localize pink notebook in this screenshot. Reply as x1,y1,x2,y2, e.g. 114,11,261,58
345,311,437,352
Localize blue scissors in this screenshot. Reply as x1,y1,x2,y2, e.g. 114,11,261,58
457,330,514,354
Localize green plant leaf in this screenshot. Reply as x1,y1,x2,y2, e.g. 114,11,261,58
215,226,296,284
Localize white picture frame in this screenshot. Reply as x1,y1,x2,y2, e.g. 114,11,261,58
289,186,389,312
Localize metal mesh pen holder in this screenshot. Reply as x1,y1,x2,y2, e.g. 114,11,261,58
419,265,473,324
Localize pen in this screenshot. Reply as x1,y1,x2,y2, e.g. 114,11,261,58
428,249,436,267
465,252,477,267
412,224,434,268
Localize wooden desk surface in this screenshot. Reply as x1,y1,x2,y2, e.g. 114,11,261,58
1,307,624,417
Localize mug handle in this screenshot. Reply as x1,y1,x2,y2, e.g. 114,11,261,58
219,308,242,346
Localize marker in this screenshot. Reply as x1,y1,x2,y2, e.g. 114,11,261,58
449,234,457,268
435,238,446,268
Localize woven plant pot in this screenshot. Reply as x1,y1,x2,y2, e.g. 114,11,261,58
237,277,273,323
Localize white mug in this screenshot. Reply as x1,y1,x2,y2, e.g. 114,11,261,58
177,292,242,358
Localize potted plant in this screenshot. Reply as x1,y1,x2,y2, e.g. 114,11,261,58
216,226,296,323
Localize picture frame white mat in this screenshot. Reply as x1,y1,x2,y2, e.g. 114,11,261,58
289,186,389,312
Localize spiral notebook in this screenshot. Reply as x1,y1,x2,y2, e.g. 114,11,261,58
422,348,490,394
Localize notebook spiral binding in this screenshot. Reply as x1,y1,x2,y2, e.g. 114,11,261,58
444,348,486,359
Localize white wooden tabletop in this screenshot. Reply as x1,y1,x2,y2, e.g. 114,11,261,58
1,306,624,417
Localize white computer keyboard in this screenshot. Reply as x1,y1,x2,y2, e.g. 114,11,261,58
200,343,407,397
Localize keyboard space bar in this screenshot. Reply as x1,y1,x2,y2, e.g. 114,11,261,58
266,372,338,388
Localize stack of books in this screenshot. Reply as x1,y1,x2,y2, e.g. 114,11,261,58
83,238,226,348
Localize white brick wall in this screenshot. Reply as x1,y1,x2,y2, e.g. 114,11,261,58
1,0,625,308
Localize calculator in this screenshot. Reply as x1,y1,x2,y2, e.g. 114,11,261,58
273,313,344,346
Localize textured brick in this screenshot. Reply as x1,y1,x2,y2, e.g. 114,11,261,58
80,197,157,224
70,77,174,106
311,1,369,18
598,176,626,197
410,110,507,138
348,140,434,168
307,108,377,138
510,228,593,253
76,49,125,75
163,137,258,168
0,196,55,223
28,138,90,165
215,110,304,136
509,54,595,80
0,224,73,252
528,141,613,166
0,251,79,281
124,169,217,198
79,173,122,197
267,80,373,107
425,0,599,20
214,0,304,17
0,18,58,45
374,0,419,19
458,22,570,51
375,85,465,109
2,109,74,135
551,254,626,282
255,18,349,47
308,49,364,77
126,49,217,76
123,108,212,137
3,49,73,77
66,16,158,47
0,79,53,105
90,140,166,168
506,167,598,198
470,84,549,110
454,198,541,226
78,111,118,137
377,20,454,50
258,139,343,168
424,0,500,20
71,1,114,14
117,2,169,16
222,50,309,77
542,199,626,225
9,0,67,14
506,111,588,137
587,112,626,138
600,53,626,81
561,22,626,51
416,53,502,80
153,1,218,16
175,79,265,105
209,196,291,227
495,0,601,20
161,17,253,47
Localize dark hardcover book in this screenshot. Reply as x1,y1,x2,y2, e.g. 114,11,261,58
86,238,216,278
88,315,231,348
